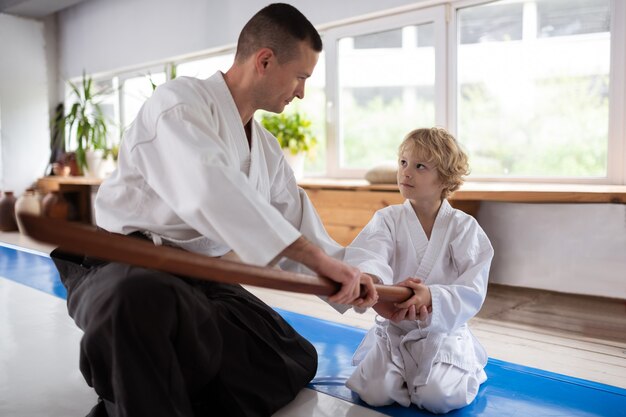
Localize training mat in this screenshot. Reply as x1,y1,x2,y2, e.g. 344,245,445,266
2,242,625,416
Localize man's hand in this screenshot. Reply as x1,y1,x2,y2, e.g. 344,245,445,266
314,251,361,303
350,273,379,309
279,237,378,305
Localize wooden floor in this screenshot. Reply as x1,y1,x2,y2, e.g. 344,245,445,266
2,231,625,390
244,284,626,390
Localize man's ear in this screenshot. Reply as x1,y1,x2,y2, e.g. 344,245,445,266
255,48,275,74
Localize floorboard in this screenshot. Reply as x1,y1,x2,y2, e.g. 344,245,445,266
2,230,625,391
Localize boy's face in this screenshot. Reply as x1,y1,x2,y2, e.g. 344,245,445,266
397,146,444,203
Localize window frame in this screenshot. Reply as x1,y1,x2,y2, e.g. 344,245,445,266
322,5,448,178
447,0,626,184
70,0,626,185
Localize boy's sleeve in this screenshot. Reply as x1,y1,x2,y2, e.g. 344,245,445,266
344,211,396,285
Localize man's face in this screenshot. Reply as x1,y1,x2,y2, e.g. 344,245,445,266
260,42,319,113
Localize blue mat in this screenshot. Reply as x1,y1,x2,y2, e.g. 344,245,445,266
1,242,625,416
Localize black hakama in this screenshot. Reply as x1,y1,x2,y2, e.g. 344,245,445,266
51,248,317,417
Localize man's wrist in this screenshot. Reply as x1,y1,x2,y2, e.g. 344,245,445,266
366,274,382,285
281,236,325,270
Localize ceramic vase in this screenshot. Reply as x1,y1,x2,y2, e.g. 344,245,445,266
282,149,306,180
99,155,117,178
85,149,105,178
42,191,69,220
15,189,42,234
0,191,18,231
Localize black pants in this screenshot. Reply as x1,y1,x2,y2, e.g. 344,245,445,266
51,249,317,417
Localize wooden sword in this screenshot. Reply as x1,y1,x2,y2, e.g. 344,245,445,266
18,214,412,303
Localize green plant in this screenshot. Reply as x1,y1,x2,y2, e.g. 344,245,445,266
61,72,109,171
260,112,317,155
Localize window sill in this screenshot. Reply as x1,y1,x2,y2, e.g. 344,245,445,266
298,179,626,204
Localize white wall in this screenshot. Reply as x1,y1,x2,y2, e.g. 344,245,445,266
479,202,626,299
43,14,61,126
40,0,626,299
0,14,50,195
56,0,422,80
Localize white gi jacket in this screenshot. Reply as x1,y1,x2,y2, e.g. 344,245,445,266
345,200,493,391
95,72,342,269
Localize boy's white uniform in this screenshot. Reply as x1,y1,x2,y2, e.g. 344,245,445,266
345,200,493,414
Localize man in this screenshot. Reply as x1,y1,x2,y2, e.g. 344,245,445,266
51,3,377,417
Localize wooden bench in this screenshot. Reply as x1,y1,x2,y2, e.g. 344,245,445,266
36,176,102,223
35,176,626,245
300,179,626,246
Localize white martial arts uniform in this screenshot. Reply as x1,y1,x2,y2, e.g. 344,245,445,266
72,72,349,417
344,199,494,414
96,71,342,270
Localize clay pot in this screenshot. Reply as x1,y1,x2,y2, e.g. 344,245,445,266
41,191,69,220
52,162,71,177
0,191,18,231
15,189,42,234
61,152,81,176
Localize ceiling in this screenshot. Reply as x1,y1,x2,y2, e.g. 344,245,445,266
0,0,89,18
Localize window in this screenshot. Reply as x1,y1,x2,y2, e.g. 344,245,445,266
176,53,234,79
120,71,166,132
324,7,447,177
94,78,121,151
537,0,610,38
117,54,236,135
63,77,120,152
454,0,612,179
78,0,626,184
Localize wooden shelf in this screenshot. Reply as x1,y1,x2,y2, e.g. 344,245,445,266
33,176,626,242
300,179,626,204
299,179,626,245
36,176,103,224
36,176,103,193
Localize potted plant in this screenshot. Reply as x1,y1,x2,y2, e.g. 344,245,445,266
260,112,317,179
59,71,109,176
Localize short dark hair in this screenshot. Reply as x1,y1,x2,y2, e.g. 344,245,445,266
235,3,322,64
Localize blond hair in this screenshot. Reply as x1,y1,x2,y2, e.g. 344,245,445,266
398,127,470,199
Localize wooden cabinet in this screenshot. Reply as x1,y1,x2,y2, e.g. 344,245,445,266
300,179,626,246
36,177,102,224
300,180,479,246
303,188,403,245
34,176,626,241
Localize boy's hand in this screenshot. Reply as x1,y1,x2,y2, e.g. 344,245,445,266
395,277,431,310
373,277,432,323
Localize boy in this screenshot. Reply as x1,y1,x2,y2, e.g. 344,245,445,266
345,127,494,414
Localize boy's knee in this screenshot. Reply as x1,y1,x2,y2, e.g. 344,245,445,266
347,367,404,407
358,388,395,407
413,378,470,414
413,381,458,414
